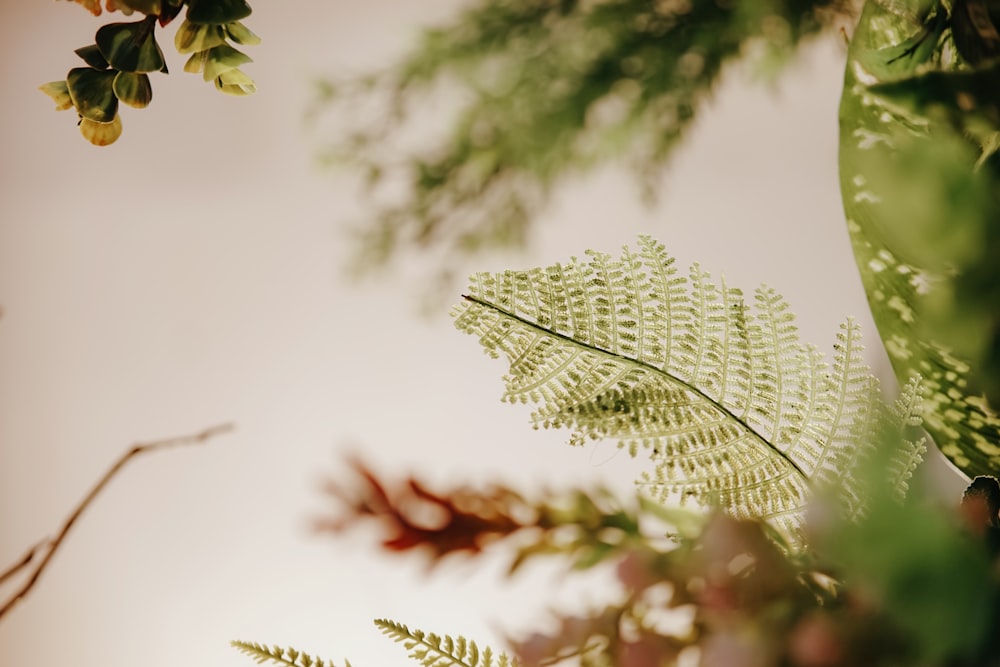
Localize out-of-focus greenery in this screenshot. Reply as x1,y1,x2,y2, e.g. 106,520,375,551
41,0,259,145
312,0,1000,479
312,0,853,272
839,0,1000,478
309,452,1000,667
452,236,926,544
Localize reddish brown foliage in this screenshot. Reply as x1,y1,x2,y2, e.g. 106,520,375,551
318,458,529,561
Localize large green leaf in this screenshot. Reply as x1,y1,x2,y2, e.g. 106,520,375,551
838,0,1000,477
453,237,924,541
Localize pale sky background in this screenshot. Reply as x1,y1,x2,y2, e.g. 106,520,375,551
0,3,967,667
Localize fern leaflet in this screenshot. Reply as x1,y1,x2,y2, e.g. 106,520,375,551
375,618,518,667
453,236,923,538
230,640,349,667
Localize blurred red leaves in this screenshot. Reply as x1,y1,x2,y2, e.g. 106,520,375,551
62,0,134,16
317,460,1000,667
317,458,528,560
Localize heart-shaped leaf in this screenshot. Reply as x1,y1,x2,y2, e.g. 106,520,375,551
186,0,251,25
214,67,256,95
224,21,260,46
96,19,165,73
174,19,226,54
74,44,110,70
39,81,75,111
79,114,123,146
113,71,152,108
184,50,208,74
203,44,252,82
66,67,118,122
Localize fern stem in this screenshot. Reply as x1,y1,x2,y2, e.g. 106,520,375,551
461,294,810,482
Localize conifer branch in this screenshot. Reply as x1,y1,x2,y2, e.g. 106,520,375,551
0,422,234,621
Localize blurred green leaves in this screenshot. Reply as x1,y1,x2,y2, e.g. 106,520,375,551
839,0,1000,477
823,493,994,663
324,455,1000,667
43,0,258,145
312,0,852,273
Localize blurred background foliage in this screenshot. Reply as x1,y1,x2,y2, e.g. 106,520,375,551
311,0,855,273
839,0,1000,479
320,449,1000,667
308,0,1000,479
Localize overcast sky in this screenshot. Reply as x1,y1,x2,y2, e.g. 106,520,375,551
0,3,967,667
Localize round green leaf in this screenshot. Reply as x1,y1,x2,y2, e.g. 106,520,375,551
66,67,118,122
224,21,260,46
214,67,256,95
203,43,252,81
183,50,208,74
186,0,251,25
174,19,226,54
113,71,153,108
96,20,166,73
79,114,123,146
74,44,110,70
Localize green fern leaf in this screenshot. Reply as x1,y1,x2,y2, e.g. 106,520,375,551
231,640,343,667
453,236,923,538
374,618,517,667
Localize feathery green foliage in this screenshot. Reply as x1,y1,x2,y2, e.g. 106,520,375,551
453,236,924,538
375,619,518,667
839,0,1000,478
230,640,348,667
318,453,1000,667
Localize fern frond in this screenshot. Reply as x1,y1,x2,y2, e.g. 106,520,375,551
230,640,346,667
375,618,517,667
453,236,923,540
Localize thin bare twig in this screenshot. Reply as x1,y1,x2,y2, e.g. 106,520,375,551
0,541,46,587
0,422,235,621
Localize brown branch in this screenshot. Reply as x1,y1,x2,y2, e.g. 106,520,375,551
0,422,235,621
0,541,46,587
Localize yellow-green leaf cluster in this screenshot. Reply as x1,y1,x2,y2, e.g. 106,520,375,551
44,0,258,145
176,18,259,95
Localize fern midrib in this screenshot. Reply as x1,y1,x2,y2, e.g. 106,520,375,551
462,294,810,482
